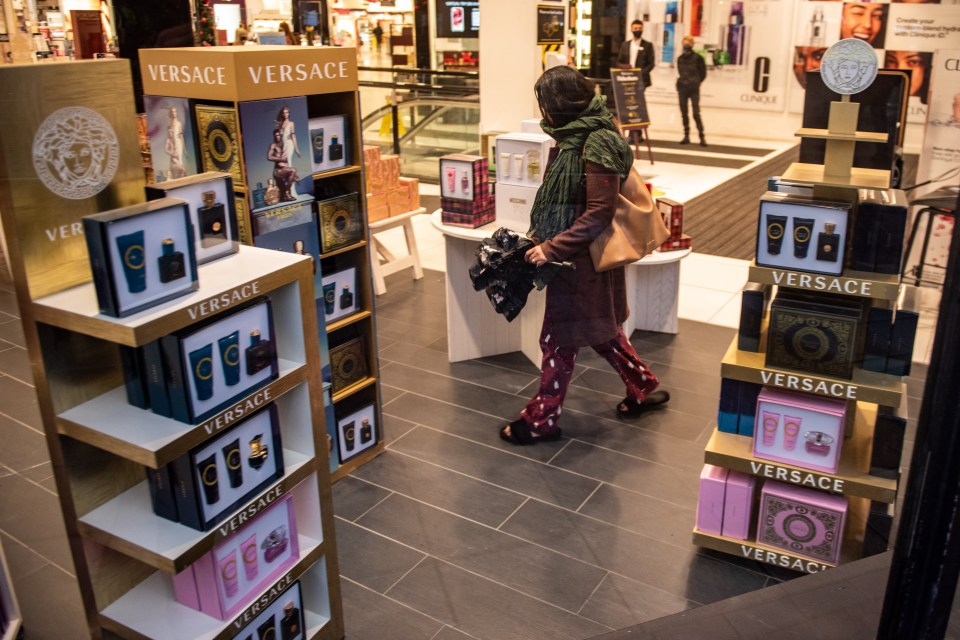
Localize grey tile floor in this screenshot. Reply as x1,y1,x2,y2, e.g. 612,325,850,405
0,269,928,639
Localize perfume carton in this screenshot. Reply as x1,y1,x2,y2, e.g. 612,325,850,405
329,337,368,394
696,464,728,535
494,133,554,189
320,267,357,324
754,386,846,474
755,193,852,276
317,193,362,254
335,403,378,464
758,480,847,565
721,471,756,540
439,154,490,201
195,104,245,187
308,114,350,174
235,579,306,640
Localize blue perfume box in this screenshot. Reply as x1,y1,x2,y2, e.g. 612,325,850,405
83,198,199,318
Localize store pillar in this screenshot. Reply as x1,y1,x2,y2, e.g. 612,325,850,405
1,0,34,63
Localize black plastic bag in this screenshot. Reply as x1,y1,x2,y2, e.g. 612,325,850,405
468,227,573,322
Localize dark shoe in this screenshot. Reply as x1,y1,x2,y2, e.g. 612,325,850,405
499,419,562,445
616,390,671,419
680,136,690,145
699,137,708,147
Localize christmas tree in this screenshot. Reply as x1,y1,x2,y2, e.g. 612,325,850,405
196,0,216,47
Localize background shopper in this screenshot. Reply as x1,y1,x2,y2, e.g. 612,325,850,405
500,67,669,445
617,20,655,88
676,36,707,146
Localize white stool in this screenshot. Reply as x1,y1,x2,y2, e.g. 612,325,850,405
369,207,426,295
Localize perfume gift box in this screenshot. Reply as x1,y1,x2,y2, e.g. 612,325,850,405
173,493,300,620
308,114,350,174
320,267,357,323
143,95,200,181
317,193,363,254
887,287,919,377
755,193,852,276
147,403,284,530
84,198,199,318
848,189,908,275
336,403,378,464
722,471,757,540
758,480,847,565
329,337,368,394
151,297,279,423
659,234,692,252
696,464,728,535
440,209,496,229
440,192,495,216
236,579,306,640
120,345,150,410
367,193,390,223
494,182,537,234
239,96,315,214
765,290,866,380
870,405,906,479
195,103,246,188
494,133,554,188
861,307,893,373
738,283,770,352
146,171,240,264
439,154,490,202
656,198,684,239
251,201,320,278
716,378,762,436
754,387,846,474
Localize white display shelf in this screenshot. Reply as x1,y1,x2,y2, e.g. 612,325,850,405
99,541,326,640
57,360,307,468
780,162,890,190
77,453,317,573
31,246,312,347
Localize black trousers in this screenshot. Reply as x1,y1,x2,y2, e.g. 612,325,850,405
678,85,704,137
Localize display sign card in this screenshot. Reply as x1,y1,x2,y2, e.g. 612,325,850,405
610,68,650,127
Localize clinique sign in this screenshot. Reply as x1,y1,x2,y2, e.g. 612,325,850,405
145,61,351,86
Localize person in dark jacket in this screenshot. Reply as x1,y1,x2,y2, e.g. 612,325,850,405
677,36,707,146
617,20,655,87
500,67,669,445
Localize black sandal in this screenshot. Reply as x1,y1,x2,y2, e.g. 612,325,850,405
499,419,563,446
616,390,671,419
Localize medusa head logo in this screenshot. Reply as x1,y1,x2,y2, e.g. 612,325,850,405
32,107,120,200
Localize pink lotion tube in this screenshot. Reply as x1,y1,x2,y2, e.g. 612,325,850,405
783,415,802,451
241,534,258,581
219,550,239,598
761,411,780,447
445,167,457,194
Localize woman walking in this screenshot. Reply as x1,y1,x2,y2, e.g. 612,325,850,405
501,66,669,445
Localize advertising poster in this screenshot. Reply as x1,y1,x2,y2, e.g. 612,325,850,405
144,95,199,182
787,2,960,124
436,0,479,38
644,0,793,113
537,5,566,44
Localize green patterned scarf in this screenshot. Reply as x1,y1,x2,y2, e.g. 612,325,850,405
529,94,634,242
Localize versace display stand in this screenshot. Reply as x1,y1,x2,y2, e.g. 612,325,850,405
0,60,343,638
369,207,427,296
139,46,385,482
691,90,908,574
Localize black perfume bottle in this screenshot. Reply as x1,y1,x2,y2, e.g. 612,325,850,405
360,418,373,444
245,330,274,376
157,238,186,283
343,421,356,452
328,135,343,162
198,190,228,248
249,434,269,469
257,615,276,640
817,223,840,262
311,128,324,164
339,285,353,310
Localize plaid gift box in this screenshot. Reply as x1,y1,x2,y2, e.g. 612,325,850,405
440,154,490,202
441,208,496,228
441,192,495,215
656,198,684,239
660,233,692,251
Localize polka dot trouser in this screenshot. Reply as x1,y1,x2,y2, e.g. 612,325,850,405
520,313,659,434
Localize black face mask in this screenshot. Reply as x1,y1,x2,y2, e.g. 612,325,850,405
632,30,642,39
683,44,693,52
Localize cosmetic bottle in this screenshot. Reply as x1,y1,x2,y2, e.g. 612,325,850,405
328,135,343,162
262,525,289,563
725,2,746,66
445,167,457,194
218,331,241,386
344,421,356,452
765,215,786,255
662,1,678,65
360,418,373,444
461,169,471,197
339,284,354,310
817,223,840,262
116,230,147,293
249,434,270,470
189,344,215,401
323,282,336,316
257,616,276,640
198,191,228,247
783,416,801,451
222,438,243,488
761,411,779,446
265,179,280,206
253,182,267,209
219,550,239,598
199,453,219,504
245,329,274,376
793,218,814,259
805,431,834,456
158,238,186,284
500,152,512,179
526,150,541,181
513,154,524,181
311,128,324,165
809,7,825,47
241,533,259,580
280,601,302,640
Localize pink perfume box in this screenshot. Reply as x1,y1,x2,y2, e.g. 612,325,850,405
173,494,300,620
754,386,846,474
696,464,728,535
758,480,847,565
721,471,756,540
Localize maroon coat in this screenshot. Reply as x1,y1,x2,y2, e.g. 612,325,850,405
539,150,628,348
